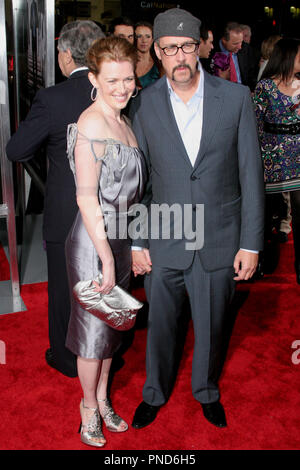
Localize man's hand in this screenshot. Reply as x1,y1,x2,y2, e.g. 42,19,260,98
233,250,259,281
132,249,152,276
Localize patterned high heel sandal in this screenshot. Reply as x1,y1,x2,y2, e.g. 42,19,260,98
98,398,128,432
79,399,106,447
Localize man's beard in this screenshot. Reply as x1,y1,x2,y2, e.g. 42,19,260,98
172,64,194,82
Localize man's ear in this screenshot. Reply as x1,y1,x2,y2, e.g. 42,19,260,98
65,48,73,64
154,42,162,61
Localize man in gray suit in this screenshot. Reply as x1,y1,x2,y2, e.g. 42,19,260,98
129,8,264,429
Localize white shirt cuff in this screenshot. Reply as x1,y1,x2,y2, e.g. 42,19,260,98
240,248,259,254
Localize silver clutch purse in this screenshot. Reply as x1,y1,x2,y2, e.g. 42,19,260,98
72,274,143,331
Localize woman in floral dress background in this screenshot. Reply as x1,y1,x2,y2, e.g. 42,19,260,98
253,38,300,283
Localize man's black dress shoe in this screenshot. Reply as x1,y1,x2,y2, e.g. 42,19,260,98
201,401,227,428
45,348,56,368
45,348,77,378
132,401,160,429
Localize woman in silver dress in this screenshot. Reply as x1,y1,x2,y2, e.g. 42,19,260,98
65,37,146,447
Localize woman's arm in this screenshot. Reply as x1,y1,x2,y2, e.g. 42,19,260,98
252,80,268,140
75,112,115,294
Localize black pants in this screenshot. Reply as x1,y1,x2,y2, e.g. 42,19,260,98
290,190,300,262
265,189,300,266
46,241,77,376
265,193,288,240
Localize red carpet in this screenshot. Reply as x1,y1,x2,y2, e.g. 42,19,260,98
0,239,300,450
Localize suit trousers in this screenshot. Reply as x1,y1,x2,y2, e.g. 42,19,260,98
46,241,77,376
142,252,235,406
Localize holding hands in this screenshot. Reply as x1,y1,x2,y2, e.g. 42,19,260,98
132,249,152,277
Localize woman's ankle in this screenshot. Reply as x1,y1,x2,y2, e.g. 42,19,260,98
82,397,98,409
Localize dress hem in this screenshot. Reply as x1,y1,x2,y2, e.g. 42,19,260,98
265,178,300,193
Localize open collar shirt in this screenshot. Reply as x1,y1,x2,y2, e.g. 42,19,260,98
167,62,204,167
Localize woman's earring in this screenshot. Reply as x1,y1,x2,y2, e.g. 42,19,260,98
131,87,139,98
91,86,98,102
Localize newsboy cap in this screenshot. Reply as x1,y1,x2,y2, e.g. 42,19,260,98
153,8,201,42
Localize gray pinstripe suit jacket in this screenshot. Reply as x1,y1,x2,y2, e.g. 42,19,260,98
129,71,265,272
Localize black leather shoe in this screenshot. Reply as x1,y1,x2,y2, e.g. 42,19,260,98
45,349,77,378
132,401,160,429
201,401,227,428
45,348,56,367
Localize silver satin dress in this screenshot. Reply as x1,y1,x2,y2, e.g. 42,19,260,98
65,123,146,359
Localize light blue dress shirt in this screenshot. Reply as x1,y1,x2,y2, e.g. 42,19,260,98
167,64,204,166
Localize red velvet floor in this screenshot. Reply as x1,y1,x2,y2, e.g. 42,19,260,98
0,238,299,450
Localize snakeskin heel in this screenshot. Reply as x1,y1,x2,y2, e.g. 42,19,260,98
79,399,106,447
98,398,128,432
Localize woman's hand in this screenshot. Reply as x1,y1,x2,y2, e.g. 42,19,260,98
93,257,115,295
132,249,152,276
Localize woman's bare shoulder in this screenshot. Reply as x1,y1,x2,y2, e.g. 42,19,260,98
77,107,107,140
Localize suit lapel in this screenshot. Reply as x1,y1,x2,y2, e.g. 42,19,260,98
150,78,193,168
193,72,223,170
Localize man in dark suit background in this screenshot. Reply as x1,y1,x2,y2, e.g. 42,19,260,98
214,21,258,91
129,8,264,429
199,23,214,73
6,20,105,377
109,16,135,44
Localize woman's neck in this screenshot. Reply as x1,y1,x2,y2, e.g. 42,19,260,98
273,74,300,97
275,74,298,87
284,76,298,86
137,50,152,61
136,51,154,77
97,99,122,123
